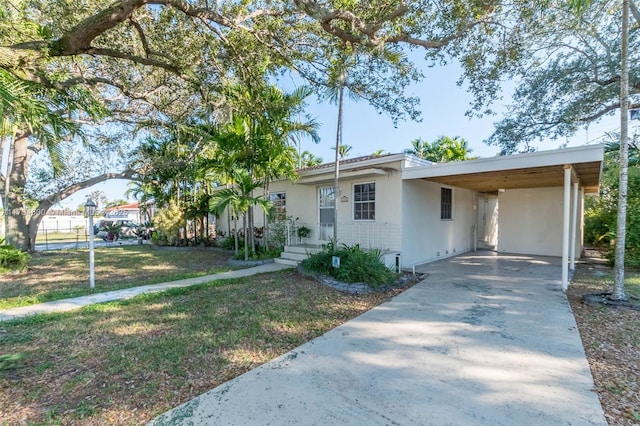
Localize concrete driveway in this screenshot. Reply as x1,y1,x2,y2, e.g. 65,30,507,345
150,251,606,425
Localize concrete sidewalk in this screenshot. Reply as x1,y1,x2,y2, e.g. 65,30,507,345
0,263,290,322
151,252,605,426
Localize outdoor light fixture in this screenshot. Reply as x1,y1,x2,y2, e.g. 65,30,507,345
85,198,97,289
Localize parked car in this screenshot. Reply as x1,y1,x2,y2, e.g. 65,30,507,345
93,219,141,241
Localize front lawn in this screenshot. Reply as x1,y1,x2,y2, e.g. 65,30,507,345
0,270,394,425
0,246,236,310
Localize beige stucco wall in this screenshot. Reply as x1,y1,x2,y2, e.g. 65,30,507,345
497,186,583,257
214,162,404,251
401,179,476,268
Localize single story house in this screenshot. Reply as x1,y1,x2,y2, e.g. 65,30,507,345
103,202,149,223
215,144,604,290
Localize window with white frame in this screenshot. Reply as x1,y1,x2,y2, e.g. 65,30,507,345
441,187,452,220
269,192,286,220
354,182,375,220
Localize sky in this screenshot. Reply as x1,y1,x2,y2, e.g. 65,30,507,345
57,60,620,210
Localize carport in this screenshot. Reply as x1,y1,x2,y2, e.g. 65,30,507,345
402,144,604,290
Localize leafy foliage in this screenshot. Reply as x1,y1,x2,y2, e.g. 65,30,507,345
152,201,184,246
233,246,282,261
480,1,640,153
584,139,640,267
301,242,398,287
0,245,30,273
296,150,323,168
405,136,477,162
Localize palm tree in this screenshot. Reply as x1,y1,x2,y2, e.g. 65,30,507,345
297,150,323,168
210,83,319,250
332,144,353,160
405,136,476,163
322,43,362,245
209,169,272,260
404,138,431,160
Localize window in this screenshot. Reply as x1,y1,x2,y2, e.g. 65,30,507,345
441,187,452,220
354,183,375,220
269,192,286,220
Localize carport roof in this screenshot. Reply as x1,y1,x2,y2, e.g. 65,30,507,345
402,144,604,194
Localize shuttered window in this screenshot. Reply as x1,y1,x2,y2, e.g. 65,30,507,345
441,187,452,220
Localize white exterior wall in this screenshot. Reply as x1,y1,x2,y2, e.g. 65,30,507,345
497,187,583,257
214,164,404,251
288,169,403,250
401,179,476,268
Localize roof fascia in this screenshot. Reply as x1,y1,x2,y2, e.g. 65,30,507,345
402,144,605,180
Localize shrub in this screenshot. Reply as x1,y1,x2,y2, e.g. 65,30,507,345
297,226,311,238
153,202,184,246
267,219,288,248
219,235,239,250
267,216,304,249
585,151,640,267
301,243,398,287
233,246,282,261
0,245,30,273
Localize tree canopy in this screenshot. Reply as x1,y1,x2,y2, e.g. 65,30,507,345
1,0,536,251
5,0,624,250
479,0,640,153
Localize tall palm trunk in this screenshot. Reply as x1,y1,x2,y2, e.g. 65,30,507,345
333,82,344,246
233,212,239,255
243,212,249,261
249,206,255,253
614,0,630,300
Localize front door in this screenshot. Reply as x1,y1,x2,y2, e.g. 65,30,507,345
477,194,498,250
318,186,335,241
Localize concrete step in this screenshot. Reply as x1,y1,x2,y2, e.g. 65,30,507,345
280,252,309,262
274,258,299,266
284,245,322,255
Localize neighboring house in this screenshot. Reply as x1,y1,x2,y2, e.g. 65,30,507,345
103,202,144,223
215,144,604,289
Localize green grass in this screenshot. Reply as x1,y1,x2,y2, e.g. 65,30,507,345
625,274,640,298
0,246,237,310
572,267,640,299
0,270,390,425
35,230,91,244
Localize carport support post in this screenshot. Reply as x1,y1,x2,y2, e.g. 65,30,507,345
562,165,571,291
570,181,579,270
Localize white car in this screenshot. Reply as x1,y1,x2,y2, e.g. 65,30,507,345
94,219,141,240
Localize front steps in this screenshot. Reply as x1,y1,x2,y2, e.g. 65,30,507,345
274,245,322,266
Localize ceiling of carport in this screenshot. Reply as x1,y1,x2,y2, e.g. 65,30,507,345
420,161,602,194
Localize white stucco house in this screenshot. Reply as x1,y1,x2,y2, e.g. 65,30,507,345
215,144,604,290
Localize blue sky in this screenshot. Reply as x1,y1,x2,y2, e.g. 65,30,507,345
59,61,620,209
